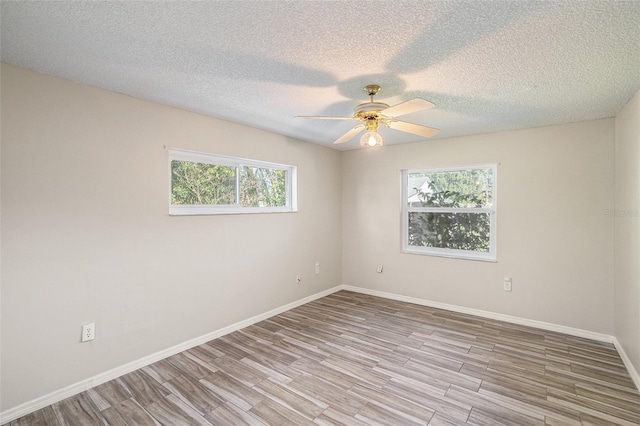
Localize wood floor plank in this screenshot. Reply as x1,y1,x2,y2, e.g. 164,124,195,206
372,360,456,394
461,364,548,400
204,402,267,426
575,381,640,412
206,338,252,360
276,336,327,362
93,378,133,406
199,371,265,411
290,357,359,390
382,378,472,422
335,333,409,365
142,358,183,383
187,343,225,362
144,394,213,425
118,370,171,407
162,374,225,415
166,352,217,380
416,341,491,370
9,290,640,426
254,378,325,419
395,343,465,371
84,387,111,411
321,356,390,389
355,401,431,426
545,347,630,372
546,364,639,393
547,387,640,425
312,407,371,426
100,397,160,426
569,362,638,388
428,411,469,425
55,393,105,425
348,382,436,424
209,355,267,387
249,397,317,426
477,382,582,425
405,358,482,391
445,385,545,426
288,375,366,417
466,406,522,426
240,324,287,345
245,339,300,365
241,355,298,384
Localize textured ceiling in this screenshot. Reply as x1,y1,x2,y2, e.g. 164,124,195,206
2,1,639,150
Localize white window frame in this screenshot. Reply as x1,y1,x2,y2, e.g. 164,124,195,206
402,164,497,261
169,148,297,216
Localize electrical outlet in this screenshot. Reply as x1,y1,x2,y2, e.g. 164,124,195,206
315,262,320,275
503,278,512,292
296,274,301,284
81,323,95,342
376,264,383,273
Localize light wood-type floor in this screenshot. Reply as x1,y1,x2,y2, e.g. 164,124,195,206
8,291,640,425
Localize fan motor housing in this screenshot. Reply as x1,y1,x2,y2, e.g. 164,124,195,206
354,101,390,120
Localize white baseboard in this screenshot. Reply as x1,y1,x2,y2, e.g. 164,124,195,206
0,286,343,424
613,337,640,392
340,285,614,343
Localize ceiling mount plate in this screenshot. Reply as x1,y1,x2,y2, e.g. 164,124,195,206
364,85,381,97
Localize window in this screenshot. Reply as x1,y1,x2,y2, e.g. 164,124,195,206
402,165,496,261
169,149,297,215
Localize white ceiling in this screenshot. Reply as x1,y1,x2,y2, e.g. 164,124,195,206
2,1,639,150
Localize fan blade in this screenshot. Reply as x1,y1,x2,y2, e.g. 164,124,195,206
296,116,355,120
381,98,435,117
334,125,365,144
387,120,439,138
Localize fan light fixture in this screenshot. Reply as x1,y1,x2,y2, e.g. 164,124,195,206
360,131,383,147
360,116,383,147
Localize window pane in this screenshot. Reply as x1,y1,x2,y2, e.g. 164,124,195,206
408,169,493,208
408,212,491,252
171,160,236,205
239,166,286,207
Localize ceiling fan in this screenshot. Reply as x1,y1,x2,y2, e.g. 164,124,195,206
297,85,439,147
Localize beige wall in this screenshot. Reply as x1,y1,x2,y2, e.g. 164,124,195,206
0,64,343,410
614,90,640,375
342,120,615,334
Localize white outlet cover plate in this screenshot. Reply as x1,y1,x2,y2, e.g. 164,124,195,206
82,323,95,342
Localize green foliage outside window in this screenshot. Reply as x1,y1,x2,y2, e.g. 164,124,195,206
171,160,286,207
408,169,493,252
239,167,286,207
171,160,236,205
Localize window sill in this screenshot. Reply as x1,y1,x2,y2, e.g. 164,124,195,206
169,206,297,216
402,247,497,262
